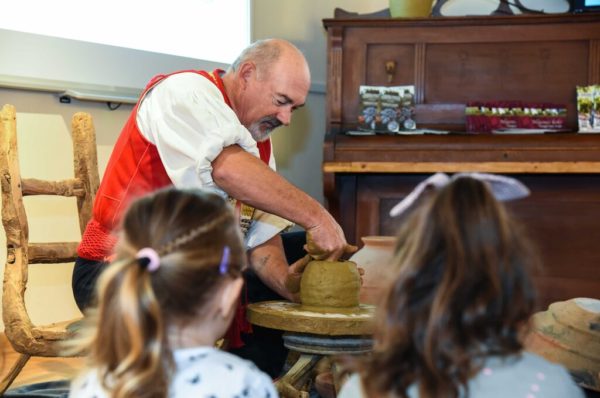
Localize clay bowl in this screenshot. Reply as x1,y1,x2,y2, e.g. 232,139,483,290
300,260,360,311
525,297,600,391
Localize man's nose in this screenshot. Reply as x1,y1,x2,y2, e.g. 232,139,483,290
278,107,293,126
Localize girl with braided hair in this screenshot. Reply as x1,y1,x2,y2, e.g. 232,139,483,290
69,188,277,398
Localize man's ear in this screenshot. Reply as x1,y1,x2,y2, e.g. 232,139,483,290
237,61,256,88
219,277,244,319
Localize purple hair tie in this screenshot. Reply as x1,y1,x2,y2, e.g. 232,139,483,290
136,247,161,272
219,246,230,275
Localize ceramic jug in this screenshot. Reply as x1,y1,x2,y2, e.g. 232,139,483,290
389,0,434,18
349,236,396,305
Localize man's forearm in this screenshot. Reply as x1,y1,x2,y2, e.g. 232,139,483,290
248,235,292,301
213,145,352,261
212,145,322,230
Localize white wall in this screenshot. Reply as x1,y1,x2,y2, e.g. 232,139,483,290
0,0,568,329
253,0,389,202
0,28,225,91
0,90,131,327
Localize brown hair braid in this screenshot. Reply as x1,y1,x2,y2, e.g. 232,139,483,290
75,188,245,398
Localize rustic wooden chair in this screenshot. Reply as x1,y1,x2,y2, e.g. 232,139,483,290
0,104,100,393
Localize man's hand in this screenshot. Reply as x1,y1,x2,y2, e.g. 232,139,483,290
304,212,357,261
249,235,314,302
284,254,312,303
357,266,365,286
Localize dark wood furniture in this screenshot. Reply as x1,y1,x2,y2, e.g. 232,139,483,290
322,12,600,308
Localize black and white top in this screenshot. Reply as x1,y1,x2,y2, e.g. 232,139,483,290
70,346,278,398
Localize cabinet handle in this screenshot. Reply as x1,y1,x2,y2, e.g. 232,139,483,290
385,61,396,83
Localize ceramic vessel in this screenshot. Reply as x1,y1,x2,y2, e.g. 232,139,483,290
300,260,360,309
349,236,396,305
389,0,434,18
525,297,600,391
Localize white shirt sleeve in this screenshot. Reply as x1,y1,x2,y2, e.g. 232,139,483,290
245,209,294,249
136,72,259,196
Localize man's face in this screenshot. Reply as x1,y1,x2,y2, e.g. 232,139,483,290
241,57,310,142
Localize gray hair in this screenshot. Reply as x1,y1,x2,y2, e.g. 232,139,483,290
228,39,284,77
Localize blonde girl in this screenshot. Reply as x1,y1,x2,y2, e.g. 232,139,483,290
70,188,277,398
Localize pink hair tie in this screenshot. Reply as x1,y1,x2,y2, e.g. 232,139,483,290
136,247,161,272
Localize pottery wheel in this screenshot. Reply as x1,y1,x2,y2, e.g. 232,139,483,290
283,333,373,355
246,300,375,336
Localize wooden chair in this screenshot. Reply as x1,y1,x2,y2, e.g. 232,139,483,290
0,104,100,393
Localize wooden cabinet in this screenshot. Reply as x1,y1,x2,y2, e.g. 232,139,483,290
322,12,600,308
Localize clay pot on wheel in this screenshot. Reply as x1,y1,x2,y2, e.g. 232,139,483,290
525,297,600,391
349,236,396,305
300,260,360,310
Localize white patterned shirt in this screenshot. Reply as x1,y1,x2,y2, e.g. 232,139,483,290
70,346,278,398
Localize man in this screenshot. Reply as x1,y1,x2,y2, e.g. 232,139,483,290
72,38,354,374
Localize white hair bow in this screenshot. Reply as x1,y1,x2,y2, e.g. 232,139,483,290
389,172,530,217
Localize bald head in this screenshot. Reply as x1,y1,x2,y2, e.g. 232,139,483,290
229,39,310,81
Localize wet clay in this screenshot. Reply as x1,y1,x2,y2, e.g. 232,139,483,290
300,260,360,308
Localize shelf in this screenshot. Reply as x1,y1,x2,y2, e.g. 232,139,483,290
324,133,600,170
323,161,600,174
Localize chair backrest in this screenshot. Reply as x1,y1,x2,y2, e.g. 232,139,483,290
0,104,100,356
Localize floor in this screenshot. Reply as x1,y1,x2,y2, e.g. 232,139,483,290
2,334,598,398
0,334,84,390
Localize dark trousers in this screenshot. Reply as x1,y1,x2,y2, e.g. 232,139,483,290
72,256,106,311
72,230,307,378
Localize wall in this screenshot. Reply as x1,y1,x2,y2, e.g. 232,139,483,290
0,90,132,327
0,28,225,92
252,0,390,201
0,0,568,329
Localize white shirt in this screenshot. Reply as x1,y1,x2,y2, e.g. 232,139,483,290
137,72,292,249
70,346,278,398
